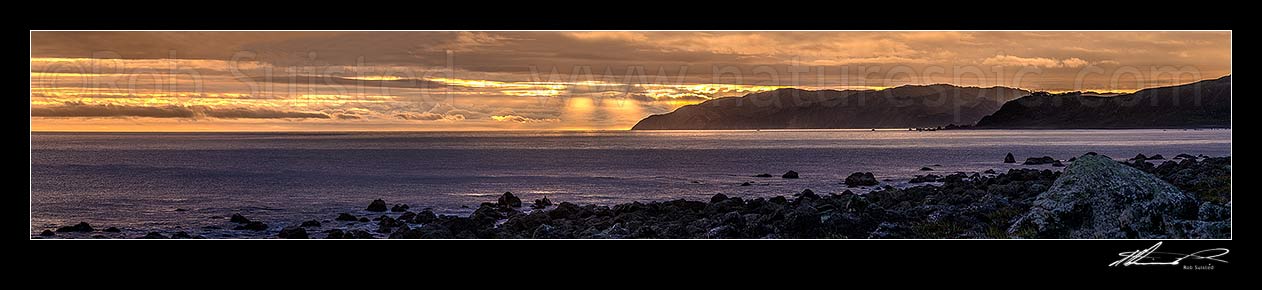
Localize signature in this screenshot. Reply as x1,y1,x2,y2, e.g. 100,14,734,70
1109,242,1229,267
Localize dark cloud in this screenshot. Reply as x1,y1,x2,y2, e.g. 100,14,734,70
31,102,330,119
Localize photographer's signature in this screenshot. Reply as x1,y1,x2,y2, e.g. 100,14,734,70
1109,242,1229,267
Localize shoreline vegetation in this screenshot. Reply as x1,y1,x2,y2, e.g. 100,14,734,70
34,152,1231,239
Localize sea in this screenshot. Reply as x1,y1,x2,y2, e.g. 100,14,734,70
30,129,1231,238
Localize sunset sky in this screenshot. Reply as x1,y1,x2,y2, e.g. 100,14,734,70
30,31,1231,131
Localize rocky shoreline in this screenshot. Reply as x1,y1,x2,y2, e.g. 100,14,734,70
33,153,1231,239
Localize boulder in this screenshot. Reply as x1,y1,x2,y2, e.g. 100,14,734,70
1051,160,1065,167
1132,153,1148,161
56,222,94,233
103,227,121,233
1175,153,1197,160
710,193,729,203
300,220,322,227
391,204,410,212
366,199,389,212
782,171,799,179
142,232,167,239
1004,153,1016,163
229,214,251,224
1023,156,1057,165
909,174,941,183
1010,154,1199,238
1148,154,1165,160
40,230,55,236
278,227,309,239
844,172,878,187
335,213,359,221
740,182,752,186
498,192,523,208
920,167,934,171
234,221,269,231
171,231,193,239
753,173,773,178
532,197,553,209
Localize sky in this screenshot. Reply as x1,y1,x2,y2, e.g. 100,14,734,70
30,31,1231,131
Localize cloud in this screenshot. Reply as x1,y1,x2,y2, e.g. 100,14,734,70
31,102,330,119
395,111,466,121
490,115,560,123
981,54,1091,68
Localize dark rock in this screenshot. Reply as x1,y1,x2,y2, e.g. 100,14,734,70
532,197,553,209
1175,153,1197,159
753,173,773,178
983,169,997,174
795,189,819,200
103,227,121,233
782,171,799,179
710,193,729,203
56,222,94,233
1148,154,1165,160
229,214,251,224
1132,153,1148,161
358,217,370,222
278,227,309,239
909,174,941,183
1010,155,1199,238
234,221,268,231
740,182,752,186
391,204,410,212
1085,152,1098,156
497,192,523,208
40,230,55,236
142,232,167,239
174,208,188,212
844,172,878,187
171,231,192,239
1051,160,1065,167
920,167,934,171
412,210,437,224
366,199,388,212
1023,156,1057,165
300,220,321,227
1004,153,1016,163
324,229,345,239
335,213,358,221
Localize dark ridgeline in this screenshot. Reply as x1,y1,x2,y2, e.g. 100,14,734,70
974,75,1231,129
631,85,1030,130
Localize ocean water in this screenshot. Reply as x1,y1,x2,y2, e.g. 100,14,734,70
30,129,1232,238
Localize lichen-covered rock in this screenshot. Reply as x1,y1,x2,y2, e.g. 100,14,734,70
1010,154,1201,238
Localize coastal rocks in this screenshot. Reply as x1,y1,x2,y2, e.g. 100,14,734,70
710,193,729,203
782,171,799,179
56,222,94,233
171,231,193,239
920,167,934,171
234,221,269,231
532,197,553,209
41,230,55,236
1149,154,1165,160
1023,156,1057,165
844,172,878,187
143,232,167,239
104,227,121,233
278,227,309,239
366,199,388,212
497,192,523,208
1176,153,1197,160
1132,153,1148,161
1010,154,1199,238
753,173,773,178
1051,160,1065,167
300,220,321,227
909,174,942,183
391,204,410,212
1004,153,1016,163
335,213,359,221
229,214,251,224
740,182,752,186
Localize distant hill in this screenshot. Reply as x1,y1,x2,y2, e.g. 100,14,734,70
974,76,1231,129
631,85,1030,130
